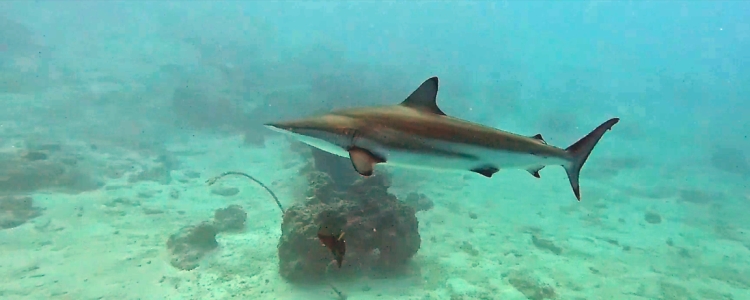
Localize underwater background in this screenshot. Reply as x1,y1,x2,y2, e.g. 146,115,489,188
1,1,749,299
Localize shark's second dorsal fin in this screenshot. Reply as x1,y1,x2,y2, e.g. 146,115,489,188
400,76,446,116
531,134,547,144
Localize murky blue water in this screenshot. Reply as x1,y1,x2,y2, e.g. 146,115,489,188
0,2,748,299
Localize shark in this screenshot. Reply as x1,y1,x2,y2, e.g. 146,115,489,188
265,76,619,201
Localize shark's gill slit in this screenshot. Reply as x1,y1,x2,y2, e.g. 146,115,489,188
206,171,284,213
348,129,360,145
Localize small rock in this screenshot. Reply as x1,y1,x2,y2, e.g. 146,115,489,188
22,151,48,161
166,222,219,270
507,269,556,300
183,170,201,179
142,207,165,215
531,234,562,255
28,143,62,152
446,277,478,296
128,165,173,185
644,211,662,224
403,192,434,212
211,186,239,197
459,241,480,256
212,205,247,232
137,191,156,199
59,156,78,166
0,196,43,229
104,197,140,207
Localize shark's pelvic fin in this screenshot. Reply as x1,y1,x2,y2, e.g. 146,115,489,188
470,166,499,178
347,147,385,176
526,166,544,178
563,117,620,201
399,77,446,116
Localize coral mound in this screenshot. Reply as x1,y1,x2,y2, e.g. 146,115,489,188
278,160,421,283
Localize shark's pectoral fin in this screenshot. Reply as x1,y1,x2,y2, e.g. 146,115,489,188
400,77,447,116
470,166,499,178
347,147,385,176
527,166,544,178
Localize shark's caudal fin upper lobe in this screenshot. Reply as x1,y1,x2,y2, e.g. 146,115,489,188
563,118,620,201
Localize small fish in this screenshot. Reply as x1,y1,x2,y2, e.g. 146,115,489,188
266,76,619,201
317,226,346,268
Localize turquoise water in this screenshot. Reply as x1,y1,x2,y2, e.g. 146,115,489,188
1,1,748,299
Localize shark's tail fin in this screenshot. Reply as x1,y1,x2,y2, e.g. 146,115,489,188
563,118,620,201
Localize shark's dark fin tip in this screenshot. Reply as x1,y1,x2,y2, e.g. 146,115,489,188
400,76,446,116
471,166,499,178
564,117,619,201
347,147,385,176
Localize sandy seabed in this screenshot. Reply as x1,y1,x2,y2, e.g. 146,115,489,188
1,133,748,300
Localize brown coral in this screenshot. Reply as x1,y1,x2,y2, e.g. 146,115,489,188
277,171,420,283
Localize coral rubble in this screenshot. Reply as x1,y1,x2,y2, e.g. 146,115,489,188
0,143,103,195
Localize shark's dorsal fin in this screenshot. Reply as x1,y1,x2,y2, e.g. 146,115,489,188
531,134,547,144
400,77,446,116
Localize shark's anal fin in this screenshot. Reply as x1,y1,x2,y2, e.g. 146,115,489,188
471,166,499,178
400,77,446,116
531,134,547,144
347,147,385,176
527,166,544,178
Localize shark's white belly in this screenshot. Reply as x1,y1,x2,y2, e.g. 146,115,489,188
361,138,568,173
377,144,565,172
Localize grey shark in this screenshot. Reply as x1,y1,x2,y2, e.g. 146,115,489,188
265,77,619,201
